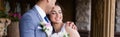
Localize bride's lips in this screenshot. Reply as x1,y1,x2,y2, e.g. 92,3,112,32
56,18,60,21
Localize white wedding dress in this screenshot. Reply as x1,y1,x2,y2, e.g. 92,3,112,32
50,24,69,37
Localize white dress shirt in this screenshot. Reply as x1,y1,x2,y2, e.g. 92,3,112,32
35,5,47,23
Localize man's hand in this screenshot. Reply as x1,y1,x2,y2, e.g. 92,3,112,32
65,21,78,30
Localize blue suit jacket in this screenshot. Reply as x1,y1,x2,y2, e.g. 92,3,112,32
19,7,47,37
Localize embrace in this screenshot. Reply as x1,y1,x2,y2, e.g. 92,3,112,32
19,0,80,37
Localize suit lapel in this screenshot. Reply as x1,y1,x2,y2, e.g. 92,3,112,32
32,7,43,22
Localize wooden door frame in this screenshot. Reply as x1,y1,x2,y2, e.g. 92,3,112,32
90,0,116,37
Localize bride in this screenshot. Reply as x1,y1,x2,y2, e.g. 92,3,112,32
48,3,80,37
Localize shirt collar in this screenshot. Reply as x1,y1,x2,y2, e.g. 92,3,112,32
35,5,46,19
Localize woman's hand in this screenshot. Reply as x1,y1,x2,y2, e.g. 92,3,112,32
65,21,80,37
65,21,78,30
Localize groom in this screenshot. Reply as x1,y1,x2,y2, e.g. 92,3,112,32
19,0,56,37
19,0,78,37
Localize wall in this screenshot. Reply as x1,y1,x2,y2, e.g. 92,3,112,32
75,0,91,31
116,0,120,32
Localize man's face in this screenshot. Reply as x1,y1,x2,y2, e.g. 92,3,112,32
47,0,56,13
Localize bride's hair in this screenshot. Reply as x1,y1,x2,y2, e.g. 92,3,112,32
55,2,64,12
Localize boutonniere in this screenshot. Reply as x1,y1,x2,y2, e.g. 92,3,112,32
40,22,50,32
40,22,53,37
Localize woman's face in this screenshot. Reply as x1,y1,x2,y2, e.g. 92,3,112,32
49,5,63,24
